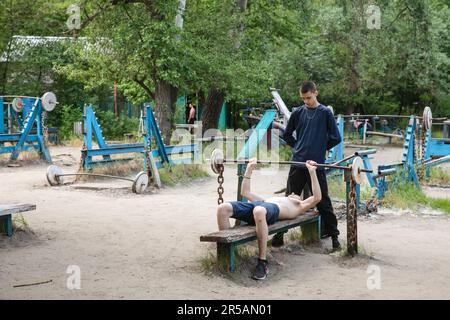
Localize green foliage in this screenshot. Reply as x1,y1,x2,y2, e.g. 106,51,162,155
278,144,293,162
59,105,83,139
93,108,140,140
426,167,450,185
1,0,449,131
58,105,139,140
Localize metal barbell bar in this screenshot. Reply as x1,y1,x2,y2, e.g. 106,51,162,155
46,165,148,194
334,107,439,131
209,149,372,184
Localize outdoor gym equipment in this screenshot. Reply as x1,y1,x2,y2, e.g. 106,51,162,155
46,165,148,194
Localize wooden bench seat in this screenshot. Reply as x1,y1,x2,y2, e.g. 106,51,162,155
0,204,36,237
200,211,321,272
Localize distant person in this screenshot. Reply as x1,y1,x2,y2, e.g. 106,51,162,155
188,103,196,125
188,102,196,134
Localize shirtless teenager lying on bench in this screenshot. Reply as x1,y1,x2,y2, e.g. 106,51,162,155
216,158,322,280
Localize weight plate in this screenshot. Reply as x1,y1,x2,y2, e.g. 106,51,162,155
132,171,149,194
12,97,24,113
210,149,224,174
423,106,432,131
351,157,364,185
42,92,57,112
46,165,63,186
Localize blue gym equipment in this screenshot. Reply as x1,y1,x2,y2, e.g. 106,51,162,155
80,104,199,182
0,92,57,163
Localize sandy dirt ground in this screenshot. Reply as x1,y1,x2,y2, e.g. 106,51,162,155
0,144,449,300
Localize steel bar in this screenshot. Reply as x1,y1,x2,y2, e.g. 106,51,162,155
217,158,373,173
56,173,134,182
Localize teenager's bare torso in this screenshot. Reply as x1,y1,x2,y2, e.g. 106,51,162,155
264,196,308,220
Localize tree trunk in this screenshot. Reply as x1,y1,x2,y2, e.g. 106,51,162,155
155,80,178,145
236,0,247,11
201,88,226,133
1,36,13,93
346,45,359,116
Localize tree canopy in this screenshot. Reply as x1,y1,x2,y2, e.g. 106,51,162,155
1,0,448,140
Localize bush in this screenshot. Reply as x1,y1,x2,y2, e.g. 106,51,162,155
59,105,83,140
58,105,140,141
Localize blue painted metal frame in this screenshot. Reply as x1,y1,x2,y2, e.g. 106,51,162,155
144,105,170,165
0,98,52,163
236,110,277,203
82,104,198,173
237,109,277,160
326,115,344,164
401,116,420,188
0,97,4,134
373,117,420,199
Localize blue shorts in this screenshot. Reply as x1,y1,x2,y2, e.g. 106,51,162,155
228,201,280,226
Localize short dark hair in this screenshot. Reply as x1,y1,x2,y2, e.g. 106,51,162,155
300,81,317,94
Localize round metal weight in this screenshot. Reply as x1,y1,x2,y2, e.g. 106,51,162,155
132,171,149,194
423,106,432,131
351,157,364,184
12,97,24,112
46,165,64,186
327,105,334,115
210,148,224,174
41,92,58,112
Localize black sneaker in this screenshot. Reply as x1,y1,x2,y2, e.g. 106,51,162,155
251,259,269,280
332,236,341,251
271,232,284,247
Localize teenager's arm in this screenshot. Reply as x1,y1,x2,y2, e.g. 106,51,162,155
326,108,341,150
241,158,265,202
283,110,298,148
300,161,322,209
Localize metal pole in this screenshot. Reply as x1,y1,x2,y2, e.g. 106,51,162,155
220,158,373,173
56,173,134,182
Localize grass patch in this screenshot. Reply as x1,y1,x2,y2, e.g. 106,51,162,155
158,164,209,186
0,149,42,164
13,214,32,232
428,198,450,213
425,167,450,186
382,181,450,213
62,137,84,147
278,145,292,162
0,215,32,235
76,156,144,181
199,245,258,275
327,176,346,200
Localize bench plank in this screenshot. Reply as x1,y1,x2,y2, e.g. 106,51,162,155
0,204,36,216
200,211,319,244
0,204,36,237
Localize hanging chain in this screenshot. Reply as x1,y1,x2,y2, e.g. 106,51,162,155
217,165,225,205
347,178,358,256
417,123,425,180
41,110,49,146
77,140,86,178
145,134,152,179
414,121,419,163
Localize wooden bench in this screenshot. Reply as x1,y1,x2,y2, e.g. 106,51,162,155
0,204,36,237
200,211,320,272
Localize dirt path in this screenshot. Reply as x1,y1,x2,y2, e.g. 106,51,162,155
0,145,449,299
